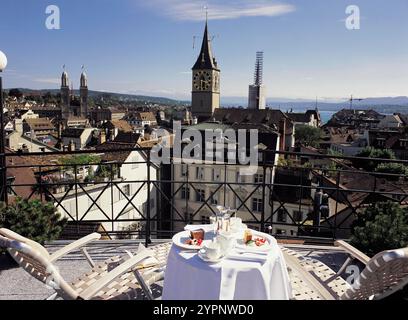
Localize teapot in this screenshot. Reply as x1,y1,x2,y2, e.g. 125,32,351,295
216,231,236,253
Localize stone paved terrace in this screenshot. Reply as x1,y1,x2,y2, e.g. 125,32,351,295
0,239,351,300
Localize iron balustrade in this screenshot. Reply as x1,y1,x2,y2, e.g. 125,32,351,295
1,147,408,245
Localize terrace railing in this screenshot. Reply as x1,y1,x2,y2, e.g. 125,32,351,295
1,147,408,245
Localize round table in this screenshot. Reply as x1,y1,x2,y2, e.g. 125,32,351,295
162,227,292,300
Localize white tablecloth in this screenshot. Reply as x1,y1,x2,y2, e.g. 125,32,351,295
162,228,292,300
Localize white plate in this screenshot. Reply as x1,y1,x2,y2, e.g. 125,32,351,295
172,230,214,250
235,231,272,252
198,249,226,263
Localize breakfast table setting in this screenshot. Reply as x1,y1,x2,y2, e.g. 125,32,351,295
162,206,293,300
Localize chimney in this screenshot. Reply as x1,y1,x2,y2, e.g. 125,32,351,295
99,130,106,144
14,119,23,133
68,140,76,152
279,118,286,151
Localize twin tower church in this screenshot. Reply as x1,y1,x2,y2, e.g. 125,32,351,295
58,21,264,123
59,68,88,121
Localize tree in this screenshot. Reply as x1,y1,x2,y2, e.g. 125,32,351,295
0,198,67,245
294,125,321,148
353,147,396,172
8,88,23,99
375,163,408,181
350,201,408,257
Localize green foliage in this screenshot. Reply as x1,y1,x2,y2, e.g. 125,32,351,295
0,198,67,245
353,147,396,171
351,201,408,257
375,163,408,181
294,125,322,148
59,154,101,167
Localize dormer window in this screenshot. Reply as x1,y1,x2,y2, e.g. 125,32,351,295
377,138,385,147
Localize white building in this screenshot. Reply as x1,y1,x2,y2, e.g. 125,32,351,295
55,147,158,237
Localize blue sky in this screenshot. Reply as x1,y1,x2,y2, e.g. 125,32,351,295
0,0,407,101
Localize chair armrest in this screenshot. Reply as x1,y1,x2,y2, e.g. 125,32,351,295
49,233,101,262
334,240,370,265
79,249,155,300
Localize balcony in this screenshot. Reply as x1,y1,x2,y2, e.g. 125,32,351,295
1,148,408,300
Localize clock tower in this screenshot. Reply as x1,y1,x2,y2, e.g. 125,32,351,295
191,21,220,122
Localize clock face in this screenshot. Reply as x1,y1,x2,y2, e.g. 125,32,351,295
193,70,212,91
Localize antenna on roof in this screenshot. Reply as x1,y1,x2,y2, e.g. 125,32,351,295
254,51,264,86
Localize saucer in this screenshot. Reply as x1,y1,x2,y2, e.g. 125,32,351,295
198,249,225,263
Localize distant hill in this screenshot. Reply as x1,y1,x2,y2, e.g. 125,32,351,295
8,88,189,106
221,96,408,114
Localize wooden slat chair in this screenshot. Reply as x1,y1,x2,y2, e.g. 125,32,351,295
281,240,408,300
0,228,171,300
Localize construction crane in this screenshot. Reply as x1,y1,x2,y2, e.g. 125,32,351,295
349,95,364,109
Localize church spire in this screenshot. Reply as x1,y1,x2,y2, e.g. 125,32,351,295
192,21,218,70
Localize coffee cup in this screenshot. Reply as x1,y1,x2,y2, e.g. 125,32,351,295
200,241,221,260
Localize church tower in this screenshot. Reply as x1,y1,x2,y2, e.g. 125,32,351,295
191,21,220,122
80,68,88,119
60,68,70,120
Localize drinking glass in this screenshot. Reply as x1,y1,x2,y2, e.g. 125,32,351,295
209,216,217,233
222,213,231,232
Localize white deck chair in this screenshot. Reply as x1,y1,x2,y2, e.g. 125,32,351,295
281,240,408,300
0,228,171,300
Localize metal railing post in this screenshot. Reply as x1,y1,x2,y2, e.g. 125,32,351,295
146,149,151,247
74,164,79,237
261,150,266,232
0,75,7,205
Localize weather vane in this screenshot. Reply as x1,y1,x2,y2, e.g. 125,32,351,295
204,5,208,22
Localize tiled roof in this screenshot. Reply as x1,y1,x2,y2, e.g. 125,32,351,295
24,118,55,130
62,128,85,138
104,120,133,132
213,108,293,134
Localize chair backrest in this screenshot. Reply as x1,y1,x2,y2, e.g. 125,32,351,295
0,228,79,299
342,247,408,300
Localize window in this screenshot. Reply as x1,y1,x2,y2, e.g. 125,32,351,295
212,168,221,181
201,215,210,224
120,184,131,200
276,229,286,235
181,164,188,177
210,192,218,205
181,186,190,200
196,167,204,180
235,195,243,209
236,172,245,183
277,209,287,223
293,211,303,222
254,174,264,184
252,198,263,213
195,189,205,202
